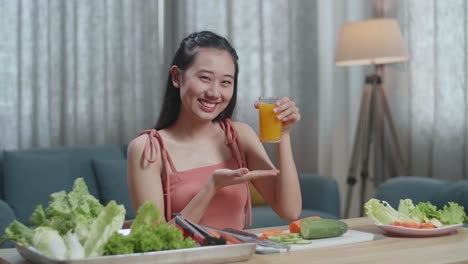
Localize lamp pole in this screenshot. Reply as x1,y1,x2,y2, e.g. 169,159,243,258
343,64,406,218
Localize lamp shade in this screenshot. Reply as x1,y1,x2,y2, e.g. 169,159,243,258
335,18,409,66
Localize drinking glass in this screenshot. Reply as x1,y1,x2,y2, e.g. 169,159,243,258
258,96,282,143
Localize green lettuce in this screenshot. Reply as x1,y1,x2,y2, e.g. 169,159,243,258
364,198,411,225
32,227,68,259
0,220,33,246
83,201,125,257
413,202,440,223
397,199,415,216
104,202,196,255
1,178,126,260
439,202,467,225
365,198,468,226
129,201,160,233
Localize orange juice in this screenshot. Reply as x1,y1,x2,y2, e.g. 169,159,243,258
259,99,282,142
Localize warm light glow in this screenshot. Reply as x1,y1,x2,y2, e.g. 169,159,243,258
335,18,409,66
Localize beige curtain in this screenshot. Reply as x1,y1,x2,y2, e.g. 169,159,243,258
383,0,468,181
0,0,164,149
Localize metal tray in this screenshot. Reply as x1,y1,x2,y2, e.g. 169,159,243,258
16,243,256,264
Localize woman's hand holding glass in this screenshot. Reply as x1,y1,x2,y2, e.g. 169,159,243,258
210,168,279,190
255,96,301,135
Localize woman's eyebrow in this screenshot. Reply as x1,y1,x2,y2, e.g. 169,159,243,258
198,69,234,79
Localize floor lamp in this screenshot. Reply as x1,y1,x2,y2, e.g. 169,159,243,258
335,19,410,218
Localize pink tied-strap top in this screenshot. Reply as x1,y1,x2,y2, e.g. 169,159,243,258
138,119,252,229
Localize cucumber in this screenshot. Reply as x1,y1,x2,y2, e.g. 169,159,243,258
300,218,349,239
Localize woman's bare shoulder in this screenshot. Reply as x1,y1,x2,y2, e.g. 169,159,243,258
127,134,150,155
231,121,259,149
232,121,256,136
127,131,163,169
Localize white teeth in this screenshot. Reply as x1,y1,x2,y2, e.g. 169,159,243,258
200,101,216,108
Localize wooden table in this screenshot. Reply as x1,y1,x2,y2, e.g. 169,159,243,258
246,217,468,264
1,217,467,264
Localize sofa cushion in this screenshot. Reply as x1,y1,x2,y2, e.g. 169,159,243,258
3,152,74,224
251,206,338,229
248,183,265,206
92,159,134,219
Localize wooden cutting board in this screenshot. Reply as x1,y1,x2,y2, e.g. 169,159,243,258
256,229,380,254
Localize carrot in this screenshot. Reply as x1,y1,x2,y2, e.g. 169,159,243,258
420,222,436,229
391,221,401,226
221,233,241,244
262,229,285,237
289,216,321,233
207,230,221,239
399,221,421,229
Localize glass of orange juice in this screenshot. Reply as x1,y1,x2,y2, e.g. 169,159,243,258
258,96,282,143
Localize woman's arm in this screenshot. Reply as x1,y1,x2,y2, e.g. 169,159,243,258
127,135,167,222
236,97,302,221
235,122,302,221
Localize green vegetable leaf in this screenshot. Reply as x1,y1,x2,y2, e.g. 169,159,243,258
130,202,160,233
366,198,468,226
439,202,467,225
83,201,126,257
413,202,440,222
397,199,415,216
32,227,68,260
104,233,134,255
64,232,85,259
67,178,103,218
365,198,410,225
29,205,47,227
1,220,34,247
104,202,196,255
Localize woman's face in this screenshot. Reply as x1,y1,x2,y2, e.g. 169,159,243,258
174,48,235,122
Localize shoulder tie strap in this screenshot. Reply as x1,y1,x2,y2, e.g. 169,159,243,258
219,119,252,228
138,129,176,222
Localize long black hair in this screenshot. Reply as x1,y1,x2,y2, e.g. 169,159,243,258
155,31,239,130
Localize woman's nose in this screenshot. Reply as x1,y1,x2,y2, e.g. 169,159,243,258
206,83,221,98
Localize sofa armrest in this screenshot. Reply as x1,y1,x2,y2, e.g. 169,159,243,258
299,173,340,218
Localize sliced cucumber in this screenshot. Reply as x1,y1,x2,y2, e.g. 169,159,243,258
294,239,312,244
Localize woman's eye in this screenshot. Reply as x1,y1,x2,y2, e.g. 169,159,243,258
200,76,210,81
221,80,232,86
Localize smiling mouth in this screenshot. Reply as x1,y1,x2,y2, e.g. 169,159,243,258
198,99,218,108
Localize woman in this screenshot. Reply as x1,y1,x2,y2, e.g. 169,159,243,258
127,31,302,230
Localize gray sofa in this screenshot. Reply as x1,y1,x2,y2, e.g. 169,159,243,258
0,144,341,248
375,176,468,212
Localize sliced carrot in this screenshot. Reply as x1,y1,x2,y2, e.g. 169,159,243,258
400,221,421,228
207,230,221,239
221,233,241,244
420,222,436,229
391,221,401,226
261,229,284,237
289,221,301,234
289,216,321,233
